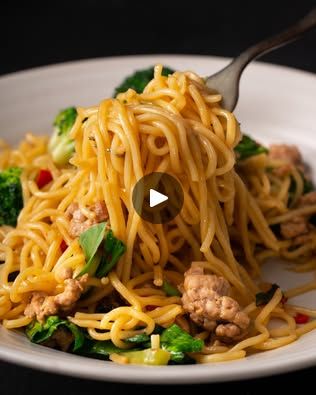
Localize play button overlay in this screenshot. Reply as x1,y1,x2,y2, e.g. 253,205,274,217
132,172,184,224
150,189,168,207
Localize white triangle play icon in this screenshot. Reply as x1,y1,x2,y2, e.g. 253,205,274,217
149,189,168,208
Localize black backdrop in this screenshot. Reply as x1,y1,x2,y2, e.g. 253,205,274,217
1,0,316,75
1,1,316,394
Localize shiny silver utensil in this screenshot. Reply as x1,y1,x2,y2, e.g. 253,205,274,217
205,7,316,111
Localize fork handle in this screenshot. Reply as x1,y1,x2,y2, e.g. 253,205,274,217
231,7,316,73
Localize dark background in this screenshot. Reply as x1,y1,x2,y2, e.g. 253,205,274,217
1,0,316,75
1,1,316,394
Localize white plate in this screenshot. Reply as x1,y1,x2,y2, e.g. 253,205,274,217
0,55,316,384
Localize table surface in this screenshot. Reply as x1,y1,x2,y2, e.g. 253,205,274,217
1,1,316,393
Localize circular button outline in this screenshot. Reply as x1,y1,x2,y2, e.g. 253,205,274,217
132,172,184,224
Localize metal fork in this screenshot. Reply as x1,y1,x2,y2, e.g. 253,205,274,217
205,7,316,111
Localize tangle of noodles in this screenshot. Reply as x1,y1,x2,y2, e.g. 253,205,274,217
1,64,316,364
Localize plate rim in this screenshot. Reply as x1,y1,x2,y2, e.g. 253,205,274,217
1,53,316,82
1,332,316,384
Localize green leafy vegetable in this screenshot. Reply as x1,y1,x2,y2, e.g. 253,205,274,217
26,316,85,352
79,325,200,364
96,230,126,278
235,134,268,161
79,222,107,262
124,326,164,347
84,332,170,365
67,322,86,351
78,222,126,278
26,318,201,365
0,167,23,226
85,340,124,358
48,107,77,166
78,222,107,276
125,333,150,344
79,254,102,278
26,318,57,344
162,280,181,296
255,284,280,306
303,177,314,194
121,348,170,366
160,324,204,362
113,66,175,96
152,325,165,335
288,171,314,207
83,338,170,366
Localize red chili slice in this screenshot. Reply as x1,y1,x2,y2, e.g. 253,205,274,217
294,313,309,324
60,240,68,253
36,169,53,189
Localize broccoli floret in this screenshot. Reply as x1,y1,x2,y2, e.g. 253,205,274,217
235,134,268,161
113,66,175,96
0,167,23,226
48,107,77,166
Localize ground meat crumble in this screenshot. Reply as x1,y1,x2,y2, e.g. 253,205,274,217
181,263,250,340
24,269,88,322
66,201,108,238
